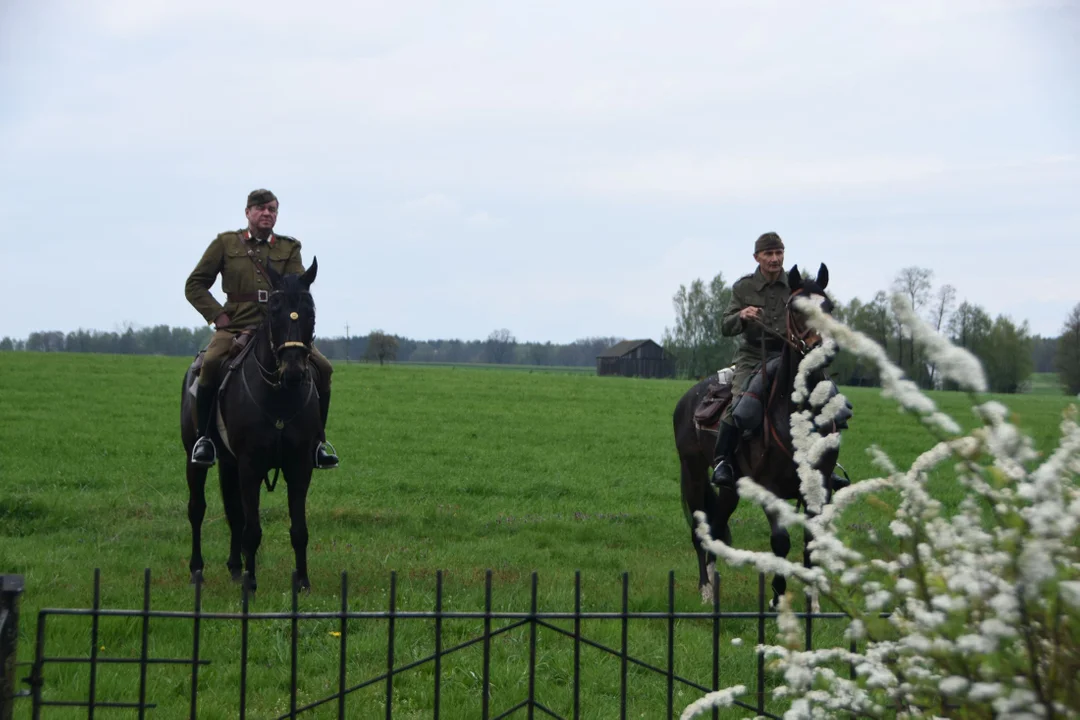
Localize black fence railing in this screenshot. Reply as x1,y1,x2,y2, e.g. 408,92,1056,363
1,569,856,720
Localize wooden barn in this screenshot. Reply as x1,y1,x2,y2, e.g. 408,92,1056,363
595,339,676,379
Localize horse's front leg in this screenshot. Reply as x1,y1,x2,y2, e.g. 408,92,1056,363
764,506,791,609
283,453,313,593
186,461,209,583
238,457,264,594
218,460,245,582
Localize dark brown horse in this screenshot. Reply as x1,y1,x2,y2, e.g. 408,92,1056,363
180,259,322,594
674,264,845,606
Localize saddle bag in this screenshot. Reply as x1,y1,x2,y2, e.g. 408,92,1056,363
693,382,733,427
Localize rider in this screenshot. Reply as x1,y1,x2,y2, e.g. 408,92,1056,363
711,231,789,489
184,188,339,470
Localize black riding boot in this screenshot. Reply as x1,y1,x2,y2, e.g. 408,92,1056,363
190,384,217,467
710,421,740,488
314,389,339,470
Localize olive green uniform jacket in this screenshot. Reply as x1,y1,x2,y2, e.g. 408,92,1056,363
185,229,305,329
185,229,332,389
720,267,789,421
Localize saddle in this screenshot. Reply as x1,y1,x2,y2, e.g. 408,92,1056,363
692,367,736,432
186,328,260,398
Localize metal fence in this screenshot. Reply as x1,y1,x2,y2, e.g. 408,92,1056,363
1,568,854,720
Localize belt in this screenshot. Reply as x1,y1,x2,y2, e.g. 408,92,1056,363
227,290,269,303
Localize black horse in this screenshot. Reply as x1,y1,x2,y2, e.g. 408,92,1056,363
674,264,844,606
181,259,322,593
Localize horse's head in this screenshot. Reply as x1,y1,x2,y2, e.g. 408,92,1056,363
264,257,318,388
787,263,833,353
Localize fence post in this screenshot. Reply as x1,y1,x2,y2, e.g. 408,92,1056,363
1,574,26,720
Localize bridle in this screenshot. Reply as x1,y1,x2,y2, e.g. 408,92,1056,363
250,288,314,388
749,285,834,468
750,287,826,357
267,288,314,362
785,288,825,354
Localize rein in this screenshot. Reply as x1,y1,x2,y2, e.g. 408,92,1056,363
750,287,820,464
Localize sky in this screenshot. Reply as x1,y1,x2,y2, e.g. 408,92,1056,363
1,0,1077,344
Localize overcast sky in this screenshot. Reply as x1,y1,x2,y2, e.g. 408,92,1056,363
2,0,1077,343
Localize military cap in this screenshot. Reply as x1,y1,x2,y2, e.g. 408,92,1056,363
247,189,278,208
754,232,784,254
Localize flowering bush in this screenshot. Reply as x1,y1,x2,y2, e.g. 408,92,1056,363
683,295,1080,719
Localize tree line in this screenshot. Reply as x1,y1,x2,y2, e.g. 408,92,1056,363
663,265,1080,395
0,325,623,369
6,273,1079,394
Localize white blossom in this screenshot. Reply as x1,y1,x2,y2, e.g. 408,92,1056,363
679,685,746,719
683,294,1080,720
940,676,969,695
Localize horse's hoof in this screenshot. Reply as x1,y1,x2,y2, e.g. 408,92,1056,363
241,572,257,595
294,576,312,594
700,583,715,605
190,570,204,585
229,569,243,584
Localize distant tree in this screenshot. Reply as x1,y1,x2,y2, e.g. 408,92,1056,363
891,267,933,370
1056,303,1080,395
27,331,65,352
485,328,516,364
982,315,1034,394
925,284,957,387
409,342,437,363
528,341,553,366
0,337,13,351
1031,335,1058,374
948,301,993,352
662,272,736,378
364,330,399,365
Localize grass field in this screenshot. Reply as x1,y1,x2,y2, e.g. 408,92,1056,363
1,353,1075,718
1025,371,1069,396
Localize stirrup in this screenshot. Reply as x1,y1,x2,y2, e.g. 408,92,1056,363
190,437,217,467
314,440,339,470
711,462,734,487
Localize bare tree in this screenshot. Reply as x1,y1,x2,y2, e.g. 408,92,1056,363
364,330,399,366
929,284,956,332
893,267,934,312
485,328,516,364
891,267,934,371
925,284,957,387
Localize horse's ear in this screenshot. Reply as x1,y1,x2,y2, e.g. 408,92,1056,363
266,262,282,289
788,265,803,290
816,263,829,289
301,256,318,288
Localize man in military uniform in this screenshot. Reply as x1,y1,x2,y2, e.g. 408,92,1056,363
711,231,789,489
185,189,339,470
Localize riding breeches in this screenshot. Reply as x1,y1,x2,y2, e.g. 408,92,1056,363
720,364,756,426
198,329,333,397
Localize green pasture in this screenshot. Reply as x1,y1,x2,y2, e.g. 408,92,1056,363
1,353,1075,718
1024,371,1068,396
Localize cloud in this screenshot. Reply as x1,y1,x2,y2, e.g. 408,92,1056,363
1,0,1076,342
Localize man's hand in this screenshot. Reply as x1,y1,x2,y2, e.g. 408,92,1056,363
738,306,763,322
214,312,231,329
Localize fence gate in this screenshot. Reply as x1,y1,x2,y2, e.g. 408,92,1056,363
1,569,857,719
